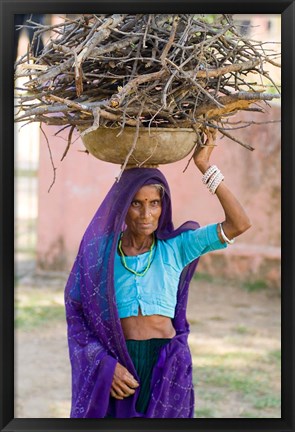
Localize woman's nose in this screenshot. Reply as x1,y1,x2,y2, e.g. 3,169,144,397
142,206,151,218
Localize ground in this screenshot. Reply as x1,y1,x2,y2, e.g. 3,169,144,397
15,271,281,418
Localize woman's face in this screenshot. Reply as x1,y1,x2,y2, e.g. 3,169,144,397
125,185,162,237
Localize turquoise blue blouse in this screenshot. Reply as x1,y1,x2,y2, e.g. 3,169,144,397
114,223,227,319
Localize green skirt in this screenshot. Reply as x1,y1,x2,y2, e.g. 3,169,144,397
126,338,171,414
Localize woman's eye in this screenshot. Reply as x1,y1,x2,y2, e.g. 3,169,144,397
151,200,160,206
131,201,140,207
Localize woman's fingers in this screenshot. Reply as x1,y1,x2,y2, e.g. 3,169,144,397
111,382,137,399
124,374,140,389
113,363,139,388
115,382,135,397
204,127,217,140
110,388,124,400
111,362,140,399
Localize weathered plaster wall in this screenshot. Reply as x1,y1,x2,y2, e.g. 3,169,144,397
37,104,281,288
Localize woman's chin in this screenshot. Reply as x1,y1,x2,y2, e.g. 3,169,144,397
136,224,155,235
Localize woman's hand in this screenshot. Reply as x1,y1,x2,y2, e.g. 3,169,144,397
193,128,217,174
110,362,139,400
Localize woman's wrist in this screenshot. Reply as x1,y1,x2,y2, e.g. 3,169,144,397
196,161,210,174
202,165,224,194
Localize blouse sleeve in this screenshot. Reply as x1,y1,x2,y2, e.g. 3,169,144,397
178,223,227,268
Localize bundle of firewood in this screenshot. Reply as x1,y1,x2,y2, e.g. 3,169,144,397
14,14,280,150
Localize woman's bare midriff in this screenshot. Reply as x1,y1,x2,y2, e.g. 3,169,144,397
121,308,176,340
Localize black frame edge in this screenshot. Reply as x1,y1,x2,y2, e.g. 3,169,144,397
1,0,294,431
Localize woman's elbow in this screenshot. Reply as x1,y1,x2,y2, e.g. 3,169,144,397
234,218,252,236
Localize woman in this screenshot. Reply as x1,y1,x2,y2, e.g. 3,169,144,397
65,129,251,418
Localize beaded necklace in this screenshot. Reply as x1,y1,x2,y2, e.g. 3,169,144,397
118,232,155,277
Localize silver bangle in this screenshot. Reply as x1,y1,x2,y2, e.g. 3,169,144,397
202,165,218,184
209,172,224,194
219,223,235,244
202,165,224,194
207,169,221,189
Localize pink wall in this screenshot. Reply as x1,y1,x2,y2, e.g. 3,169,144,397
37,104,281,288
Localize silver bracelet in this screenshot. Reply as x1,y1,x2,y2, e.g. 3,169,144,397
202,165,224,194
207,169,221,189
202,165,218,184
209,172,224,194
219,223,235,244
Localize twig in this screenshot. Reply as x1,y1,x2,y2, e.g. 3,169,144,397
142,15,152,48
61,125,75,161
14,13,281,158
40,123,57,192
80,107,101,136
219,129,255,151
116,105,144,181
165,58,224,108
45,94,92,115
109,69,167,108
160,15,179,64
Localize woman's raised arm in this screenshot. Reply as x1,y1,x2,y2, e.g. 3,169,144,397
193,129,251,243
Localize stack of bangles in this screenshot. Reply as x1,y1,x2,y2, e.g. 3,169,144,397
202,165,224,194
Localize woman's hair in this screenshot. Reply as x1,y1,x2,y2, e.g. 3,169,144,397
150,183,166,199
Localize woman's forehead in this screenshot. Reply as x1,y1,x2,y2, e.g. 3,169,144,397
133,185,161,199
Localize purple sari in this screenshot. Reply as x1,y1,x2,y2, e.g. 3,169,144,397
64,167,200,418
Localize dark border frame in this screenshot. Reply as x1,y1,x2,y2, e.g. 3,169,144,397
1,1,294,431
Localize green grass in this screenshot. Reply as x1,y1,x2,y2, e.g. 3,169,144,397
192,350,281,418
196,365,263,394
15,303,65,329
252,395,281,409
195,407,215,417
194,365,280,417
242,280,268,292
268,349,281,363
233,325,251,335
193,272,214,283
15,289,65,330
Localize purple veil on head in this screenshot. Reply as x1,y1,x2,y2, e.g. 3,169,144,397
65,167,200,418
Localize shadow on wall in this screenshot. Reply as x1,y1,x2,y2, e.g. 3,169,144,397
37,236,67,271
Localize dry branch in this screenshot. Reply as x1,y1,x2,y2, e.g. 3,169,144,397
14,13,281,154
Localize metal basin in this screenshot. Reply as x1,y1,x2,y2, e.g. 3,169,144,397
79,126,196,166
